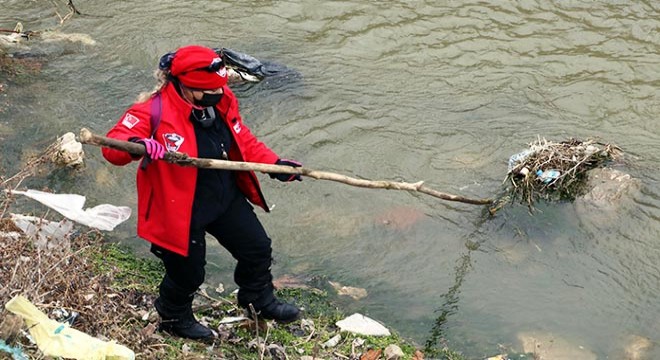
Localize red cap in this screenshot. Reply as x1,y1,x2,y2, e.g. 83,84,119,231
170,45,227,90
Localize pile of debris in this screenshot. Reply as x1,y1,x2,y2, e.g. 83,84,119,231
504,137,622,208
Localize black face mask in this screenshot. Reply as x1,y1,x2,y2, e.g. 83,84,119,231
194,93,223,107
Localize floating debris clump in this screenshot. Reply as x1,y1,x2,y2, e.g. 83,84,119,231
504,137,622,208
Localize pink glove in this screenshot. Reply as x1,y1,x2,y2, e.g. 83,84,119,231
132,138,166,160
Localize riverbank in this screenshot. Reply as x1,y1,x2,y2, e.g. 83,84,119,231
0,213,454,359
0,218,434,359
0,129,466,359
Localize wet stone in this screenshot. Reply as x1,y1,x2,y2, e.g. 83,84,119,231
577,168,641,209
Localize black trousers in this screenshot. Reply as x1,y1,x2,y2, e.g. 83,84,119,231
151,194,274,309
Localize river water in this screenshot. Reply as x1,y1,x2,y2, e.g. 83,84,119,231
2,1,659,358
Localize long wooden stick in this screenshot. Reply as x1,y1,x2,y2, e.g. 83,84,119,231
79,128,493,205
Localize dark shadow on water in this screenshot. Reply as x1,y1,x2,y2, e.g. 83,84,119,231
424,239,479,356
423,204,518,356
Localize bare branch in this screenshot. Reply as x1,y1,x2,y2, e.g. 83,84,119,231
79,128,493,206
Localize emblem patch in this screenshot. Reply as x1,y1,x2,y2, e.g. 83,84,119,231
162,133,184,152
233,122,242,134
121,113,140,129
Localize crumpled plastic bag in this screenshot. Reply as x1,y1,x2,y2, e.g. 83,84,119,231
10,214,74,250
9,190,130,231
5,295,135,360
335,313,391,336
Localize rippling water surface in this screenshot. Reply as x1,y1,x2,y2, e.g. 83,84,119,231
2,1,659,358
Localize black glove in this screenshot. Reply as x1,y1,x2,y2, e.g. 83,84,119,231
269,158,302,182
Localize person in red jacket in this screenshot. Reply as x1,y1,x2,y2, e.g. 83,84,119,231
102,45,302,340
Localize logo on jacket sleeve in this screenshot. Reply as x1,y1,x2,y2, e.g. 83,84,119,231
121,113,140,129
162,133,184,152
233,122,242,134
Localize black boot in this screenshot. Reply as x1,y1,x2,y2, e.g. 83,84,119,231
258,298,301,323
154,298,214,340
238,286,300,323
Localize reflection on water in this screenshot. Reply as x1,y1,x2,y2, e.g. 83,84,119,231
2,0,659,358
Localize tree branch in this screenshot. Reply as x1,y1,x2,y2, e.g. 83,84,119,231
79,128,492,206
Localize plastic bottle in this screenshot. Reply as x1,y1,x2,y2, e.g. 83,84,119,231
536,169,560,183
507,149,533,173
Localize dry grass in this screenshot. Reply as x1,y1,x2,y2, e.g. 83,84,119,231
0,219,174,358
0,140,170,359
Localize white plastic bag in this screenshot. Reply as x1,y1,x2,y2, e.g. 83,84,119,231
10,190,131,231
335,313,391,336
10,214,74,249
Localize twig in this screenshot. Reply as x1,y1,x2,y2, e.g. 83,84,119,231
33,245,90,292
79,128,493,206
196,288,234,305
292,327,316,347
67,0,82,15
304,328,316,343
247,303,269,360
1,141,58,187
50,0,79,24
261,321,271,360
333,352,350,359
312,342,321,360
563,153,593,178
6,253,24,293
0,191,13,219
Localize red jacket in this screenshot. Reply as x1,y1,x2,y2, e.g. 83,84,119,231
102,83,279,256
